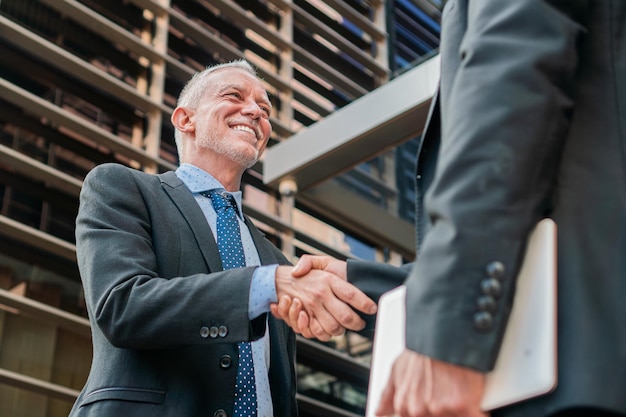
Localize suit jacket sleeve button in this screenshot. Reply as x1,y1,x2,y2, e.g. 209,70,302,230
480,278,502,297
200,326,210,338
218,325,228,338
209,326,219,338
473,311,493,331
476,295,497,312
486,261,506,279
220,355,232,369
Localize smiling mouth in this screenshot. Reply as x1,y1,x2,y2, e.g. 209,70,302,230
231,124,257,140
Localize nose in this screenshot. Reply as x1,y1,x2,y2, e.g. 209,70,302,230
241,99,262,118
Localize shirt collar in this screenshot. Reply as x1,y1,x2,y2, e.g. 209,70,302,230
175,163,244,218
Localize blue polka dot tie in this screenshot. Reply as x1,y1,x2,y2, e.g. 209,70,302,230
202,189,257,417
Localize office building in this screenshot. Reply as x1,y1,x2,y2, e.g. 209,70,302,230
0,1,440,416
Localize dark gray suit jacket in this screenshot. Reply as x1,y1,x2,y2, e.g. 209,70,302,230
69,163,296,417
352,1,626,415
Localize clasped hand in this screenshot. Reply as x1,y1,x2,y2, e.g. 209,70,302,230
272,255,375,341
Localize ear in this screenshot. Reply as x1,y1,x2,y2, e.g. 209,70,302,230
171,107,195,135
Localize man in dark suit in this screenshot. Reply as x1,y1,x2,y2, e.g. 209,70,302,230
276,1,626,416
69,60,377,417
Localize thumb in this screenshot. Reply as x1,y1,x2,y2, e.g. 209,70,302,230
292,255,323,277
291,259,310,277
292,255,342,278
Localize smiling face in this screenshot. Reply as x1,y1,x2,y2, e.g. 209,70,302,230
192,68,272,169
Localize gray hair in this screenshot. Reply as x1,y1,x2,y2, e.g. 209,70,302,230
173,59,259,160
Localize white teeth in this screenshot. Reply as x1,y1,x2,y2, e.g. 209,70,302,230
232,125,256,136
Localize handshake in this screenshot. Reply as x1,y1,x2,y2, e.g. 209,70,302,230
271,255,377,341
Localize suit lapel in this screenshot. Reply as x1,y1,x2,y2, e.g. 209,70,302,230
159,171,224,272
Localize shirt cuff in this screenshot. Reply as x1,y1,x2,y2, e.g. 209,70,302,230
249,264,279,319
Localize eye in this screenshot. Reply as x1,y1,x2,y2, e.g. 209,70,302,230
226,91,242,100
259,105,271,118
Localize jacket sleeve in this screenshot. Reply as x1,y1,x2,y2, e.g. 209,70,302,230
405,0,588,371
346,259,411,336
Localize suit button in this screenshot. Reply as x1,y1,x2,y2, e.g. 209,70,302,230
473,311,493,331
220,355,232,369
214,409,227,417
486,261,505,280
476,295,497,312
209,326,219,338
480,278,501,297
218,325,228,338
200,326,210,338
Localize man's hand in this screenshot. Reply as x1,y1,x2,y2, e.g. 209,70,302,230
271,295,317,338
291,255,347,280
376,349,489,417
271,255,351,338
272,256,376,341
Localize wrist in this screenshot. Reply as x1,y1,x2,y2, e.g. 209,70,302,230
274,265,294,299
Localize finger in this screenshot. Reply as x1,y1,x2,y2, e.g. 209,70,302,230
330,279,377,315
288,298,303,332
292,255,331,277
286,296,336,340
375,375,396,416
269,303,281,321
322,294,367,332
298,312,319,339
308,304,346,338
277,296,294,327
300,303,341,341
295,310,316,339
279,295,293,316
296,310,310,332
275,297,315,338
309,316,334,342
298,327,315,339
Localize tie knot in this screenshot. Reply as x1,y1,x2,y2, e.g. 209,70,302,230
202,190,238,213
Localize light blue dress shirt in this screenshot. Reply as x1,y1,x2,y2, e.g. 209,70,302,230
176,163,277,417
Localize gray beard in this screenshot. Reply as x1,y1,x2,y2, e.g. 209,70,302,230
196,129,259,169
